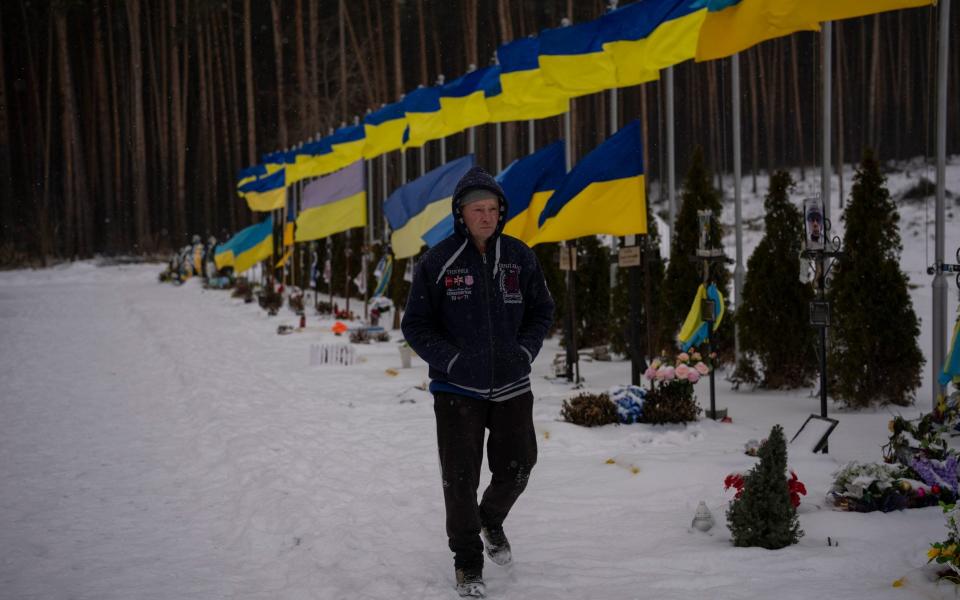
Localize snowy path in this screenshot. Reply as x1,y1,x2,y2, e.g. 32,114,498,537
1,258,958,599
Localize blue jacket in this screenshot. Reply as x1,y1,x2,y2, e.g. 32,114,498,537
401,166,555,399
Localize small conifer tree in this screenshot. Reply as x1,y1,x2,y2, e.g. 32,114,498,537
737,171,817,388
657,147,731,358
727,425,803,549
828,151,923,407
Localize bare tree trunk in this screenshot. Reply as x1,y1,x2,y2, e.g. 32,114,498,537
835,22,845,205
747,48,759,193
196,16,212,233
243,0,257,164
373,0,388,101
789,36,805,179
416,0,427,85
145,3,169,247
309,0,320,129
758,45,774,176
344,2,374,107
339,0,348,121
167,0,186,246
126,0,152,251
392,0,404,98
867,14,880,151
0,7,13,245
464,0,478,68
294,0,309,138
40,21,55,261
224,1,243,192
362,0,382,102
270,0,288,148
55,8,89,257
211,17,233,233
105,0,126,249
92,2,117,252
496,0,516,163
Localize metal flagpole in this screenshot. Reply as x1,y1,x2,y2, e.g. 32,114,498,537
665,66,676,252
528,120,535,154
495,122,503,172
363,159,372,319
563,108,579,384
732,53,744,365
380,154,388,243
438,74,447,165
821,22,832,225
933,0,952,406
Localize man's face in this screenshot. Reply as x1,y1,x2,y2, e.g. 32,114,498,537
462,197,500,243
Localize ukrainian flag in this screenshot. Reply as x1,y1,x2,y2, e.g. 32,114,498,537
500,140,566,244
538,19,618,97
363,102,407,159
477,65,569,123
497,37,571,107
295,160,367,242
439,69,490,135
600,0,706,86
384,154,474,258
402,85,447,148
237,164,267,188
371,254,393,298
215,216,274,274
529,120,646,246
330,123,367,170
232,216,275,275
696,0,933,62
287,138,337,184
238,168,287,212
677,283,725,351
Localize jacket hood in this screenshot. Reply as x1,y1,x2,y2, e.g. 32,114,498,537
451,166,508,239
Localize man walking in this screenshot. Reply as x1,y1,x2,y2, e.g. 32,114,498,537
402,166,554,598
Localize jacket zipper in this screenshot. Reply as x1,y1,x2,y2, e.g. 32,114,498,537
481,251,495,400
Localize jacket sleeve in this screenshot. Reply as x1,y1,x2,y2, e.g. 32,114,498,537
400,257,461,373
517,251,555,361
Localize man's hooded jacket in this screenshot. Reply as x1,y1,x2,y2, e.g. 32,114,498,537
401,166,555,401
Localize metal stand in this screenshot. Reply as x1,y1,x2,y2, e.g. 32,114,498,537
801,224,842,453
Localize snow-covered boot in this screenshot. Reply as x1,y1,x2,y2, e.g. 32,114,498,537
455,568,486,598
481,526,512,566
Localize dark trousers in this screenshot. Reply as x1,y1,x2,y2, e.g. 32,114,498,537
433,391,538,571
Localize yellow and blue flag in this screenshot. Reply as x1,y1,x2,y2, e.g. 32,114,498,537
216,216,274,274
295,160,367,242
500,140,566,244
287,138,340,184
529,120,647,245
477,65,569,123
496,37,572,107
677,283,725,351
237,164,267,189
363,102,408,159
238,168,287,212
402,85,447,148
384,154,475,258
695,0,933,62
600,0,706,85
439,69,490,135
371,254,393,298
329,124,367,170
538,19,618,97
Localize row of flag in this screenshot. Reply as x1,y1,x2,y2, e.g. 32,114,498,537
234,0,933,208
219,117,648,268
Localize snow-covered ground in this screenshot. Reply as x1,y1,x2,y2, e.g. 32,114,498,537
1,160,959,600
